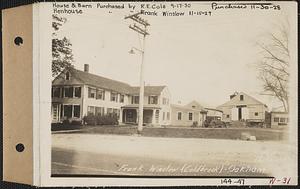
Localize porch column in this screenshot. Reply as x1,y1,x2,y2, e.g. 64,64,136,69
119,108,123,124
135,109,139,123
152,109,156,125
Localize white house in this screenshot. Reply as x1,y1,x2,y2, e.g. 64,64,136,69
121,86,172,126
169,101,207,127
51,64,171,126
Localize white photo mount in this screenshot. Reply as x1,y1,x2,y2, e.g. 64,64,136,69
2,1,298,187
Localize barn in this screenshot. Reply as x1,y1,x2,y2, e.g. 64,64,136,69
217,92,268,124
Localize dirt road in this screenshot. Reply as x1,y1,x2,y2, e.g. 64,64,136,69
52,134,296,177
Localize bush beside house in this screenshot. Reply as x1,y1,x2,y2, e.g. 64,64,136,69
83,114,119,126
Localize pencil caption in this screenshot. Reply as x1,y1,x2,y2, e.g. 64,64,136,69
52,2,281,16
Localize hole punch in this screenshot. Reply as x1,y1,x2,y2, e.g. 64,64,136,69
16,143,25,152
14,36,23,46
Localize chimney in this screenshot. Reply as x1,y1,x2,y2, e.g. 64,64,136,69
230,91,238,99
84,64,89,73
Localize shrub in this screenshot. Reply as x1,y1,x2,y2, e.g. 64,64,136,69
96,114,118,125
83,115,97,125
83,114,119,126
71,120,82,126
62,119,70,125
191,121,198,127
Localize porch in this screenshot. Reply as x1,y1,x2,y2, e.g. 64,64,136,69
52,103,81,123
121,105,161,126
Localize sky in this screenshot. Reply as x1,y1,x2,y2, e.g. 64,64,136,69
53,2,296,109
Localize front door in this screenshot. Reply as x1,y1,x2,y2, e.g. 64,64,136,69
143,110,153,124
124,109,137,123
238,107,242,120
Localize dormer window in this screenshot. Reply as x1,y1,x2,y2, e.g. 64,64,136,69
65,71,70,80
240,95,244,101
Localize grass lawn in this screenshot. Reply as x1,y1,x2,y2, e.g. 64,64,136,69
52,124,288,141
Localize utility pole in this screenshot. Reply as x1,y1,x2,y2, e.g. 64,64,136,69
125,11,150,134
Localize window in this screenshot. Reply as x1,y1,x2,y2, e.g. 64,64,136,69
163,112,165,120
132,96,139,104
87,106,95,115
280,118,286,123
63,105,72,118
274,117,279,122
148,96,158,104
226,115,230,118
113,109,120,118
107,108,113,115
189,112,193,121
95,107,104,116
162,98,169,105
162,98,168,105
167,112,170,120
65,71,70,80
73,105,80,118
88,87,96,98
192,105,196,109
254,112,258,116
52,87,61,98
240,95,244,101
120,94,124,103
64,87,73,98
177,112,182,120
111,92,118,102
74,87,81,98
96,89,105,100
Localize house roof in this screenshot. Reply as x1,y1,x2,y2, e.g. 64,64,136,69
129,86,166,95
184,100,211,111
122,104,162,109
171,104,207,113
217,92,267,108
52,67,166,95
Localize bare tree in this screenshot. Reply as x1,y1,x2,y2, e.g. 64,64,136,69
257,22,290,112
